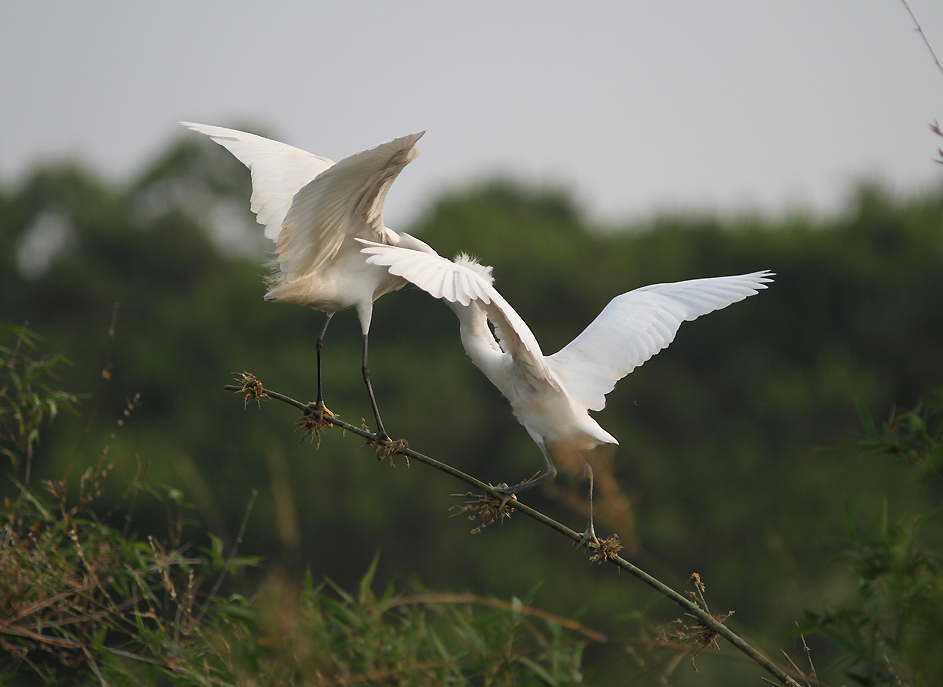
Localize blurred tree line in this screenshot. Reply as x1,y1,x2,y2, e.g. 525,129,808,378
1,129,941,685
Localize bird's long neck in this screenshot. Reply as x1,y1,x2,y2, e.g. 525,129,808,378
448,301,507,385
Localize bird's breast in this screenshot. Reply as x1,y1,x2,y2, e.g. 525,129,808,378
265,259,405,312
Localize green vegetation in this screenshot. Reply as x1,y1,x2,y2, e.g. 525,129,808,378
1,131,941,684
0,326,600,686
801,397,943,685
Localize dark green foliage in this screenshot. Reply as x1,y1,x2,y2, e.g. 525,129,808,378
0,328,591,686
223,564,589,687
0,324,80,486
802,396,943,686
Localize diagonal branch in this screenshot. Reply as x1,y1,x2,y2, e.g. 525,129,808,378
224,378,802,687
899,0,943,80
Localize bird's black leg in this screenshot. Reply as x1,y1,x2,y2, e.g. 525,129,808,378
361,333,390,441
314,313,334,417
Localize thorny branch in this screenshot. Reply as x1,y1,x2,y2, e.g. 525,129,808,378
899,0,943,81
932,120,943,164
898,1,943,163
226,374,803,687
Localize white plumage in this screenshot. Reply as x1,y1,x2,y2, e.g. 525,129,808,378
360,239,773,539
182,123,437,440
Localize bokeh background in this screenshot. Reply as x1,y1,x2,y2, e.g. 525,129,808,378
3,2,943,685
3,1,943,223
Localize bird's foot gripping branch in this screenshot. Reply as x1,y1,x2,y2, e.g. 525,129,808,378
296,402,335,446
366,432,410,466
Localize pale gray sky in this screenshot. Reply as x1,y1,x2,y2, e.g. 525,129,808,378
2,1,942,228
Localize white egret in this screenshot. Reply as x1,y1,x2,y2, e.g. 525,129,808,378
182,123,437,441
359,240,772,541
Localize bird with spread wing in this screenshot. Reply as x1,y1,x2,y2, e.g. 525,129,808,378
182,123,437,443
359,239,772,543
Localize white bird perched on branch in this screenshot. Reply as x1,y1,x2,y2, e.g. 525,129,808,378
359,239,773,542
181,123,437,443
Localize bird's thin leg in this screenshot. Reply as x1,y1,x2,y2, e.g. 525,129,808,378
361,333,391,442
575,458,599,549
355,303,405,452
494,443,558,505
313,313,334,419
315,313,333,405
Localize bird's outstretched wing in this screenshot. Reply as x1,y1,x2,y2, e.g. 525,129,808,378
180,122,334,243
547,271,773,411
276,133,425,283
358,241,553,383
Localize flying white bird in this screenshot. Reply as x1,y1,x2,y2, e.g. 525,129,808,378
359,240,772,542
182,123,437,441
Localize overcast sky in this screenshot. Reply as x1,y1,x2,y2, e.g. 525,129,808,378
3,1,942,228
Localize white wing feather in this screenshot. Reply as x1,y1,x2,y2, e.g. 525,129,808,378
180,122,334,242
277,132,424,282
359,241,553,383
548,271,773,411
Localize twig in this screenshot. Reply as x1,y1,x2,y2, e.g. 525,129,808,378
80,644,108,687
2,323,31,548
195,488,258,623
4,322,31,486
66,303,120,482
932,121,943,164
2,320,29,373
0,623,174,670
899,0,943,80
121,458,151,539
225,381,803,687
